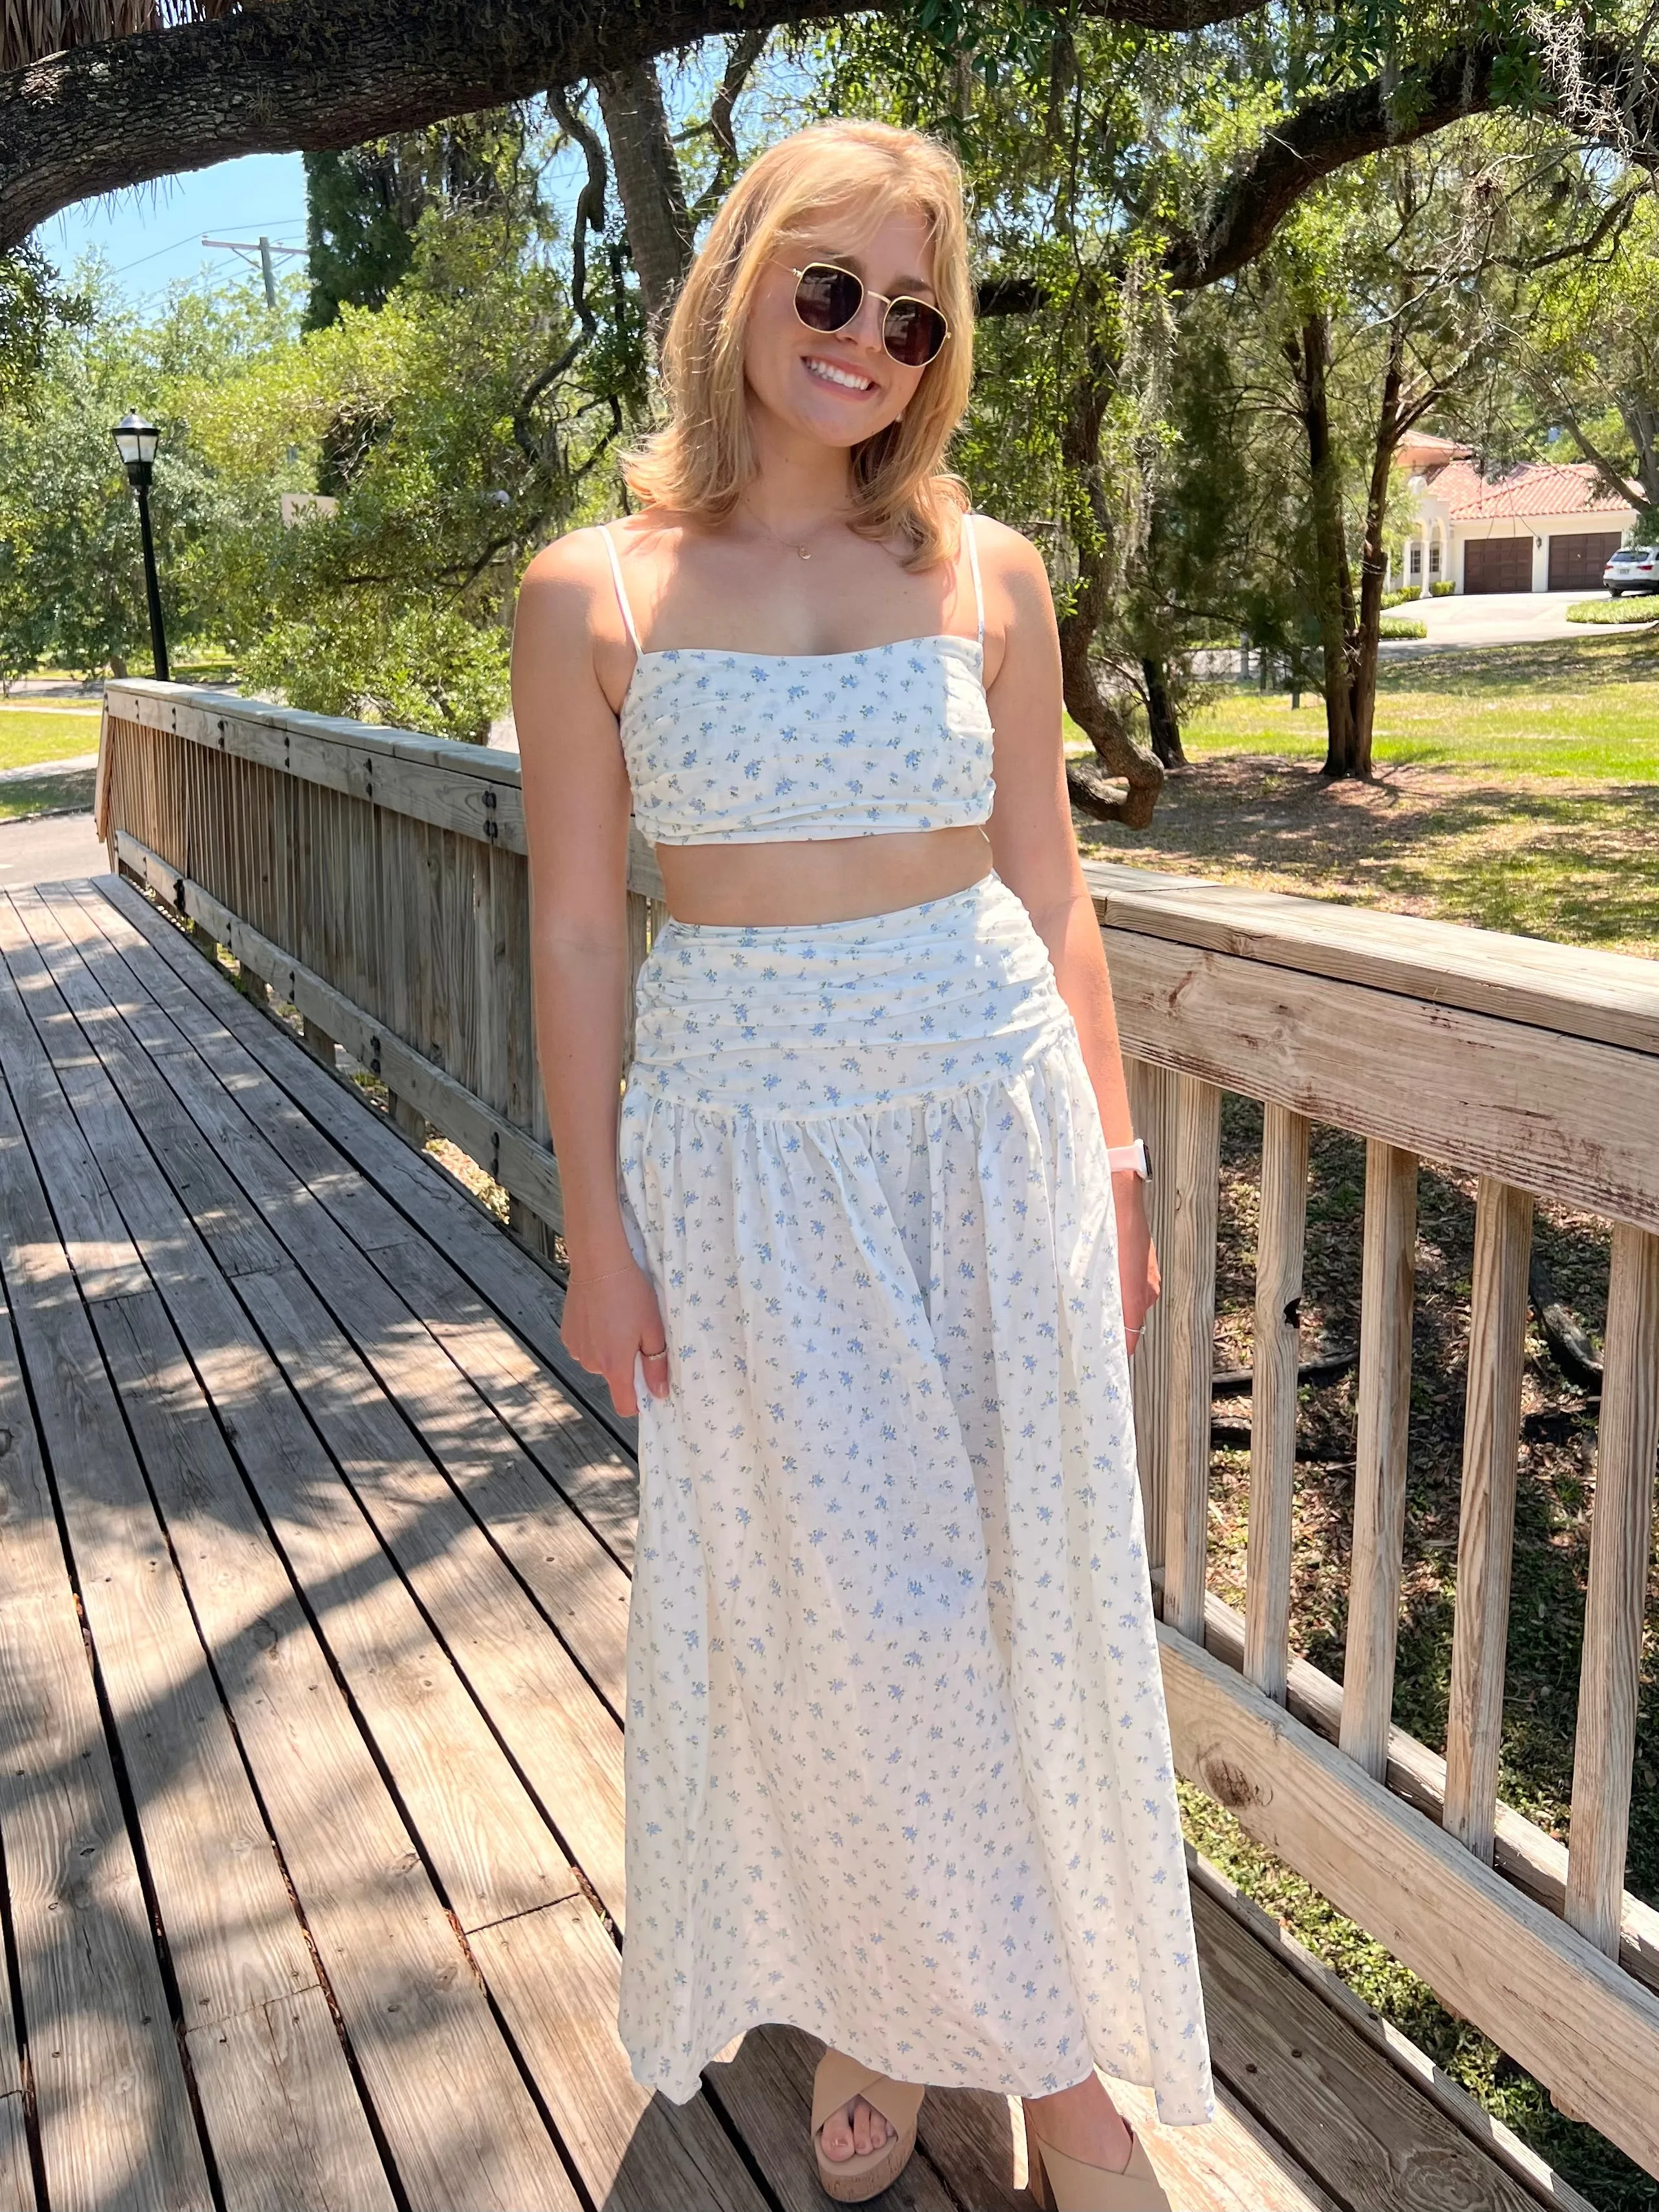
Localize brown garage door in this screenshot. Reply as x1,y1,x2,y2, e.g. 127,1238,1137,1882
1464,537,1534,594
1548,530,1623,590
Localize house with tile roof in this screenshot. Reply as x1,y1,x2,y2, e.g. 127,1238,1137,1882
1396,432,1642,594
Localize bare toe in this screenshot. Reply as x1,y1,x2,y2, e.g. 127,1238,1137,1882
820,2102,855,2163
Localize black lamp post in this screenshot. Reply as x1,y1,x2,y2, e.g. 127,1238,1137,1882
111,411,169,682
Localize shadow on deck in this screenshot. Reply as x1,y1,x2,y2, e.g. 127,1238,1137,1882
0,875,1589,2212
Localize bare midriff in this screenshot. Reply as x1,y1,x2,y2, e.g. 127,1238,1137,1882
655,823,992,927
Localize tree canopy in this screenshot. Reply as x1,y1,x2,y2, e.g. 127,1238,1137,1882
2,0,1656,278
7,0,1658,797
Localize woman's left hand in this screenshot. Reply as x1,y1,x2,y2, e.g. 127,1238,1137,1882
1112,1170,1160,1360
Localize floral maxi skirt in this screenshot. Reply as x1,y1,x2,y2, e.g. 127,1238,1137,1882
615,872,1215,2123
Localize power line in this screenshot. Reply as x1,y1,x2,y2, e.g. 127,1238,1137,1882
201,234,306,308
105,213,306,279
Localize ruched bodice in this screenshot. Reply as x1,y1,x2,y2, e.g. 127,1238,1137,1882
601,520,996,846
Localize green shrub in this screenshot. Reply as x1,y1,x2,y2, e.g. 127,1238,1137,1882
239,597,509,741
1378,616,1428,639
1565,595,1659,625
1382,581,1453,607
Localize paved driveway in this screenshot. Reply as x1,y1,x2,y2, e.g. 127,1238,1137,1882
1383,587,1659,652
0,811,107,886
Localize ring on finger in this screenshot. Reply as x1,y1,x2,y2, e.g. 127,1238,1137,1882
641,1344,668,1360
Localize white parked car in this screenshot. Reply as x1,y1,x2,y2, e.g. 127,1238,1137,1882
1603,545,1659,595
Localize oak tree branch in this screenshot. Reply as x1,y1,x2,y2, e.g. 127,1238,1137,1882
0,0,1264,252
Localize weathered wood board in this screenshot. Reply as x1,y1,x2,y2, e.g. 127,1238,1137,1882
13,866,1605,2212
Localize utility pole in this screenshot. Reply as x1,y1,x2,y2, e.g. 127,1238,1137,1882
202,235,305,310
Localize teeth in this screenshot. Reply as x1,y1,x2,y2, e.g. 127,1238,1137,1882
805,356,873,392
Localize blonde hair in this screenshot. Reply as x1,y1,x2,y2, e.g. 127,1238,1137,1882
623,121,974,570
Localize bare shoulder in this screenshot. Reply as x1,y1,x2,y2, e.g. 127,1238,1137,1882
967,513,1057,627
973,515,1053,601
517,523,615,637
519,511,689,645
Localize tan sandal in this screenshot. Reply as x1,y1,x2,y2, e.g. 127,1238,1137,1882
811,2048,926,2202
1024,2106,1172,2211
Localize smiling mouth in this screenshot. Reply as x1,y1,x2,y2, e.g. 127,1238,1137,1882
803,354,877,394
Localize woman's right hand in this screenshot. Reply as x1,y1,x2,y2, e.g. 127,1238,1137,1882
561,1255,670,1416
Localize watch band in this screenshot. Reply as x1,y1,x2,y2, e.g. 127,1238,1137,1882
1106,1137,1151,1180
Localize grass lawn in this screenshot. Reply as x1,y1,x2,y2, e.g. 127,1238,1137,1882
0,706,102,772
1077,632,1659,958
1192,628,1659,778
1079,632,1659,2211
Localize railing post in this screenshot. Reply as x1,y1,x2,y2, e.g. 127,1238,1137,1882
1444,1177,1533,1862
1127,1057,1177,1578
1245,1104,1311,1704
300,1015,340,1069
387,1092,429,1148
1163,1074,1221,1642
1340,1142,1418,1779
1566,1223,1659,1954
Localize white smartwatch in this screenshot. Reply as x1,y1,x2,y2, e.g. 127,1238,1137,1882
1106,1137,1151,1180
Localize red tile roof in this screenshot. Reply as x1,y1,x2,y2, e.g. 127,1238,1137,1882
1397,433,1468,471
1422,456,1638,521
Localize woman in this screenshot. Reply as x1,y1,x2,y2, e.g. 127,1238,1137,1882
511,118,1214,2211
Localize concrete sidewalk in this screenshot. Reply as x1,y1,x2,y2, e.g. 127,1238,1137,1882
0,810,107,886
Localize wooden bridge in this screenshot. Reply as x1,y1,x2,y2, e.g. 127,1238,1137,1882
0,679,1648,2207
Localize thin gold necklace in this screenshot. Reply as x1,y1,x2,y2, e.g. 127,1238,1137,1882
745,508,835,562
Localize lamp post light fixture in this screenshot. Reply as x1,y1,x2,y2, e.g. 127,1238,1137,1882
111,411,169,683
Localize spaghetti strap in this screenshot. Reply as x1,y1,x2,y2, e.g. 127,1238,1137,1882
599,524,642,655
963,511,985,649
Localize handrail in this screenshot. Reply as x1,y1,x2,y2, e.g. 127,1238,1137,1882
1084,857,1659,1057
97,678,1659,2178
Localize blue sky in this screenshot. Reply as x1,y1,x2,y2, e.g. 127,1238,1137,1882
31,58,800,311
36,152,309,304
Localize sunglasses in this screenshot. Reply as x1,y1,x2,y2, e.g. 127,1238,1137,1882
789,263,950,369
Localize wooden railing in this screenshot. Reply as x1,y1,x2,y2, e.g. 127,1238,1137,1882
98,679,1659,2178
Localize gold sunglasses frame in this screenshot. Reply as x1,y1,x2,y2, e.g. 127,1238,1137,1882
787,263,950,365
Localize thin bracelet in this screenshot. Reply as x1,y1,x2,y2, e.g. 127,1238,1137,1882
572,1256,640,1282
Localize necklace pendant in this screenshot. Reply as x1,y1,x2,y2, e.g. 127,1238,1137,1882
797,546,812,560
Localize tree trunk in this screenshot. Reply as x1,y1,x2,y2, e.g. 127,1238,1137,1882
1619,395,1659,517
596,59,692,328
1288,311,1362,779
1056,334,1164,828
1347,322,1407,777
1140,654,1186,767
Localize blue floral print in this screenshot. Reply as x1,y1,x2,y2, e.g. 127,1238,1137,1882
620,636,996,844
614,872,1215,2127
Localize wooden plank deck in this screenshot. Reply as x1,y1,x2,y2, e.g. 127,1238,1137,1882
0,873,1593,2212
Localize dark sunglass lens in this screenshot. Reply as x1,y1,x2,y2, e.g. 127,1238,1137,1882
883,298,947,367
795,264,862,332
